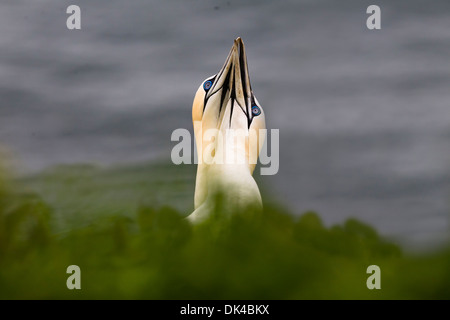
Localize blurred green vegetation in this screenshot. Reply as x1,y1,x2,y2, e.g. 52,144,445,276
0,160,449,299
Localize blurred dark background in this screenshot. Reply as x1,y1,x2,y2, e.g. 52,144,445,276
0,0,449,250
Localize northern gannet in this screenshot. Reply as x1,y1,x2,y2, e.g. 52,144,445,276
186,37,266,223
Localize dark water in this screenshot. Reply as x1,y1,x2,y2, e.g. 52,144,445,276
0,0,449,250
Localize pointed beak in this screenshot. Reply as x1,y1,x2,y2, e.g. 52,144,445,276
233,37,252,114
205,37,253,122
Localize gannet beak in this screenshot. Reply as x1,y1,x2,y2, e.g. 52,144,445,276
202,37,255,129
232,37,253,126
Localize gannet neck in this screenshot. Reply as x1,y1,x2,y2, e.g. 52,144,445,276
189,162,262,223
193,130,257,208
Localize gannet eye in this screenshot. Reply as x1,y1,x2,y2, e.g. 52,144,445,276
203,80,213,91
251,105,261,116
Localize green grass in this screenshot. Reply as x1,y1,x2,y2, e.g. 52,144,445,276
0,159,449,299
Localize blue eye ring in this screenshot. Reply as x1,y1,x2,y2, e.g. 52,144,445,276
251,105,261,116
203,80,213,91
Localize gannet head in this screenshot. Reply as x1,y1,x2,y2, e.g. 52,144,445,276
188,38,266,222
192,37,266,173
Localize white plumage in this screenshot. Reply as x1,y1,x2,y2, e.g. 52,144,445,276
186,38,266,223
